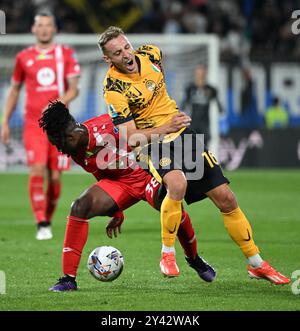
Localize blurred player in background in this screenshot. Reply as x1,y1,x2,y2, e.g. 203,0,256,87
265,96,289,129
98,26,290,285
182,64,223,145
38,101,216,291
0,13,80,240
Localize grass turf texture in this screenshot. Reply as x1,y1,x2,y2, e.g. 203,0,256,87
0,170,299,311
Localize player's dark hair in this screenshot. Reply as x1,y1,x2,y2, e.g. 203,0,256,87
98,26,124,53
34,12,55,23
272,96,280,105
39,100,76,144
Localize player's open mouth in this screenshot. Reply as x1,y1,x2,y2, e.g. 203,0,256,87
125,59,135,71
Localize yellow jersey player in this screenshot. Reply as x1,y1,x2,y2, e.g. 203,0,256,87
98,26,290,285
100,27,191,277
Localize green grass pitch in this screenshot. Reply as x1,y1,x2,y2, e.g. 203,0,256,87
0,170,299,311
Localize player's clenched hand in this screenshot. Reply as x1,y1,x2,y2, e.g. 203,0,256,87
1,122,11,145
166,112,191,133
106,211,124,239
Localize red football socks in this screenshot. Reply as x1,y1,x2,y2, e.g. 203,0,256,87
62,215,89,277
29,175,46,224
46,181,61,222
177,210,197,259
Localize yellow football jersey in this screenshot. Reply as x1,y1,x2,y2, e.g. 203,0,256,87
103,45,180,129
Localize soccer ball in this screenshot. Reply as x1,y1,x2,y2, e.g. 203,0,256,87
87,246,124,282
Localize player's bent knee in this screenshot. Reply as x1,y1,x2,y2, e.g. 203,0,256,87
219,190,238,213
71,185,119,219
70,196,92,219
30,164,46,177
163,171,187,200
71,195,117,220
167,182,187,200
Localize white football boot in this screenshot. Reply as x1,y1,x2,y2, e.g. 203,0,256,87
36,226,53,240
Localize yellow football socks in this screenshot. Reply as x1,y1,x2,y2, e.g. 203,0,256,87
161,195,182,247
222,207,260,258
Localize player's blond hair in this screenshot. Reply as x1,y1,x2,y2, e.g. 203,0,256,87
98,26,124,54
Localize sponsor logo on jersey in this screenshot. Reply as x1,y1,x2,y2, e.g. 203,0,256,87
36,67,55,86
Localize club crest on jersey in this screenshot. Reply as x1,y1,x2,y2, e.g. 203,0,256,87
26,59,34,67
151,63,161,73
145,80,156,92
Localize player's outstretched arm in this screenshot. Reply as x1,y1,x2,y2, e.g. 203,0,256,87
1,84,21,145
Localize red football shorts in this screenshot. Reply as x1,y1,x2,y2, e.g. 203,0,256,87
144,176,161,209
94,168,157,211
24,122,70,171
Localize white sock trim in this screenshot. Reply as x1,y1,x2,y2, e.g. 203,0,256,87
248,254,263,268
161,245,175,254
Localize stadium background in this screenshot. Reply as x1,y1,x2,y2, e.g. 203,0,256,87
1,0,300,170
0,0,299,312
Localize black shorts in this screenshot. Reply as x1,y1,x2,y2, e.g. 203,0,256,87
137,128,229,205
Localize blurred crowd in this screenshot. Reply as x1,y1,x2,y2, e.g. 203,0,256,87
2,0,299,61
